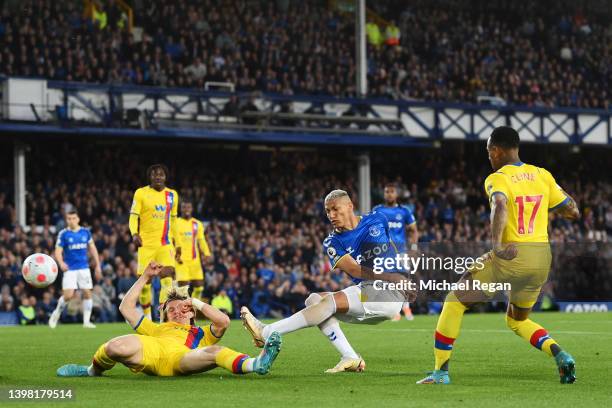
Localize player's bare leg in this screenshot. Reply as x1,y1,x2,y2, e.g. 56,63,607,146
178,333,282,376
57,335,143,377
506,303,575,384
82,289,95,328
49,288,75,329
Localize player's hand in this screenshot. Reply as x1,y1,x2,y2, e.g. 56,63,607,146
132,234,143,248
493,244,518,261
59,261,69,272
94,265,103,281
175,247,182,264
143,261,162,280
182,298,192,311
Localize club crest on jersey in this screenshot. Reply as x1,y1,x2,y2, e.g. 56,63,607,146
369,225,381,237
395,214,402,220
327,246,337,257
167,195,173,204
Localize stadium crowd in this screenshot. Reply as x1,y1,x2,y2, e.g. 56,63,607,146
0,0,610,108
0,143,610,324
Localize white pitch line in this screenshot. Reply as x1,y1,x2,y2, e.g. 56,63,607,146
359,327,612,336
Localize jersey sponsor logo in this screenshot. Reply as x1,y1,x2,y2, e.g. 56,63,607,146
67,243,88,250
369,225,382,237
388,221,403,229
355,243,390,265
155,205,167,212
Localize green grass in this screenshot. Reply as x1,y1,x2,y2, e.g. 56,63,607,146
1,312,611,407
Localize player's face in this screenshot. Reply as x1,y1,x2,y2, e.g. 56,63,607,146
486,138,502,171
150,168,166,190
181,202,193,218
66,213,79,229
165,299,193,324
325,198,353,229
384,186,398,204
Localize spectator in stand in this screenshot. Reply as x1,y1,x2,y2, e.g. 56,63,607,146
211,289,233,316
17,295,36,325
2,0,609,108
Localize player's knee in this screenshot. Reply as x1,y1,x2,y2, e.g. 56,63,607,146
305,293,322,307
106,338,136,359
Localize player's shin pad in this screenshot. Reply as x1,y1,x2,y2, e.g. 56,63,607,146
192,286,203,300
92,343,116,372
215,347,251,374
434,292,466,370
159,277,173,303
139,283,152,316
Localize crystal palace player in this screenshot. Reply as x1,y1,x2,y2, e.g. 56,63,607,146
241,190,413,373
49,209,102,329
373,183,418,320
175,200,212,300
417,127,579,385
56,261,282,378
129,164,181,319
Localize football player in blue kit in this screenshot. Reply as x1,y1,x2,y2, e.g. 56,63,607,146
241,190,414,373
373,183,419,320
49,209,102,328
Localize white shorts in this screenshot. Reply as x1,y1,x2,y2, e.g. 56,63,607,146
62,268,93,290
336,283,403,324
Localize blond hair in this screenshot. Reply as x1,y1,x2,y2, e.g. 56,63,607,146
158,285,194,324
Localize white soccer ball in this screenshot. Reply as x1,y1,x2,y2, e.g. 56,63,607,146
22,253,58,288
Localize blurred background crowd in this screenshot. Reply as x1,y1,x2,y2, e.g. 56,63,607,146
0,141,610,324
1,0,610,108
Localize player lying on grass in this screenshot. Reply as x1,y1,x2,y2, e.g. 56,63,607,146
57,261,281,377
241,189,414,373
417,126,579,385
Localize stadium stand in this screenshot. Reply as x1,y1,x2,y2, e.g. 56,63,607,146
1,0,610,108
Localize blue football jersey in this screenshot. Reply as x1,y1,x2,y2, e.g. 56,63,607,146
56,227,92,270
323,212,400,284
372,204,416,252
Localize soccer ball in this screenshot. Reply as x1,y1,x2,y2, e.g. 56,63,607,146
22,253,58,288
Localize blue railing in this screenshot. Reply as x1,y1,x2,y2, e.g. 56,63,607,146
1,77,611,146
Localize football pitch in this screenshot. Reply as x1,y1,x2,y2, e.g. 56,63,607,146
1,312,610,408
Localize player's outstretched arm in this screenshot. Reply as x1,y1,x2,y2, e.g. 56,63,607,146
190,298,230,338
554,191,580,221
119,262,161,327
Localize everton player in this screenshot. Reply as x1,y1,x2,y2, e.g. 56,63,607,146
241,189,414,373
50,209,102,328
373,183,418,320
